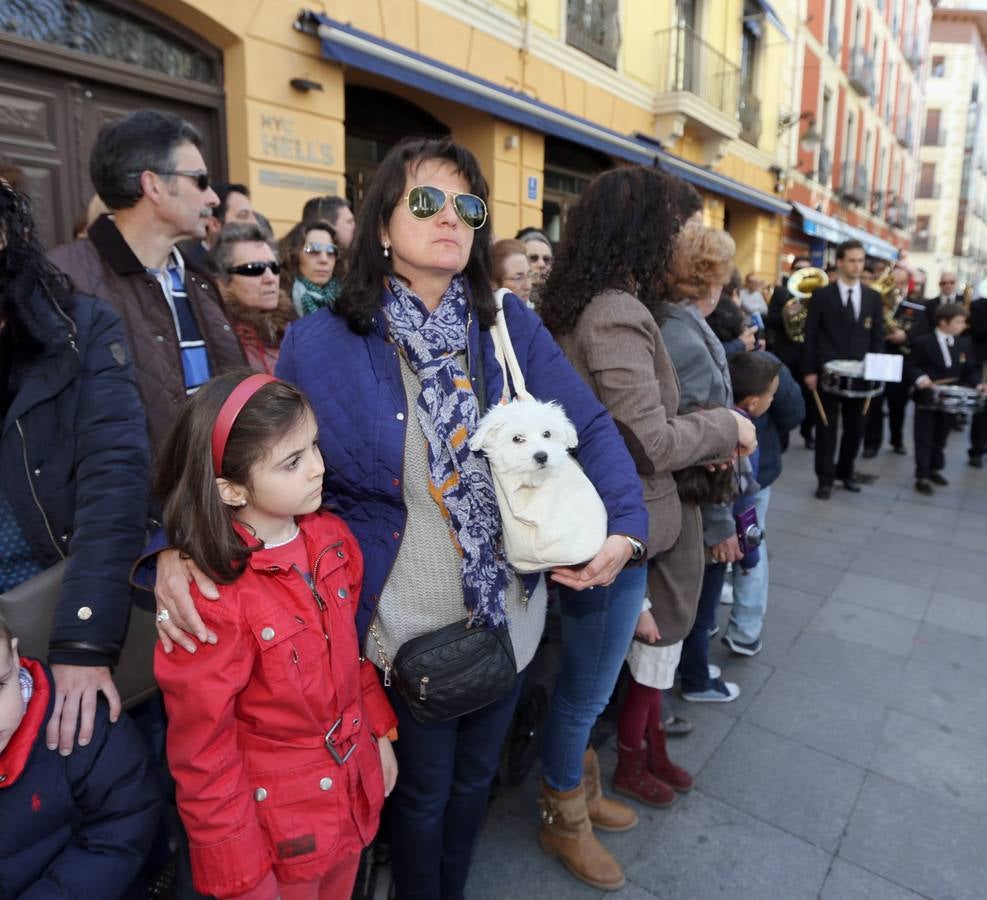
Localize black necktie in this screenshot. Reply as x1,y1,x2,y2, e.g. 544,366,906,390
845,288,856,324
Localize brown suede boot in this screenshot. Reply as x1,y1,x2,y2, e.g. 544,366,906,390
538,780,626,891
582,746,638,832
645,723,693,793
612,742,676,808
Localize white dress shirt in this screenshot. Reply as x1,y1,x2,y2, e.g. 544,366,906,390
936,328,954,368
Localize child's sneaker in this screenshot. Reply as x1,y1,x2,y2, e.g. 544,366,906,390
681,679,740,703
719,582,734,605
722,634,763,657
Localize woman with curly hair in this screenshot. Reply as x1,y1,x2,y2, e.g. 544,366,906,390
538,168,755,890
660,223,751,703
208,222,296,374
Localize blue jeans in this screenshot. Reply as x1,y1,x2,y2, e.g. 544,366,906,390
726,486,771,644
541,565,647,791
678,562,727,693
384,672,525,900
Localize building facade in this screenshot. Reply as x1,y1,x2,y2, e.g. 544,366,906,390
1,0,804,279
784,0,932,269
908,5,987,294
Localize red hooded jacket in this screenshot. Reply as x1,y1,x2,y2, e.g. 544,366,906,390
154,511,396,898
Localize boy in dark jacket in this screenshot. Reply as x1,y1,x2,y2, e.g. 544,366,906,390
722,352,804,656
0,613,160,899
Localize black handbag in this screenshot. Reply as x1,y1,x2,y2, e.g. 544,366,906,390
0,560,159,708
370,618,517,725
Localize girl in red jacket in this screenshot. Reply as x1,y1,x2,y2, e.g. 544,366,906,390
154,371,398,900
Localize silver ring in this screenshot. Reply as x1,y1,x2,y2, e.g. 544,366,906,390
156,609,170,624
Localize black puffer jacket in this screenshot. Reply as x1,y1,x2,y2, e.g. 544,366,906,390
0,272,150,666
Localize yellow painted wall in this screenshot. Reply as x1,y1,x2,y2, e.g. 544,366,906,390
137,0,785,240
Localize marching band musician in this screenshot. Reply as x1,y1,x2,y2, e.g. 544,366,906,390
863,265,930,458
803,240,884,500
967,287,987,468
906,303,987,494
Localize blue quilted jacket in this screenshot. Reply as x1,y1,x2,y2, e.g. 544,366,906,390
276,291,648,641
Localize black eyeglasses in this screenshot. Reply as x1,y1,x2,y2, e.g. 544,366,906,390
227,261,280,277
303,242,337,256
403,185,488,230
133,170,211,191
527,253,553,265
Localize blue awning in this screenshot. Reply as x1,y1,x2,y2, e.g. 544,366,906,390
753,0,793,43
792,201,899,260
306,12,791,216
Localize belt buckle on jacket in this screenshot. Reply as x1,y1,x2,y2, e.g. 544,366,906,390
324,717,357,765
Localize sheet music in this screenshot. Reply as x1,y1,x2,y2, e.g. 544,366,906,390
863,353,903,383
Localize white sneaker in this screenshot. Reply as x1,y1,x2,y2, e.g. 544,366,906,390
720,582,734,605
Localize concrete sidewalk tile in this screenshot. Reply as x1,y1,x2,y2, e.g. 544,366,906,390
830,571,932,621
744,670,887,767
887,656,987,742
950,528,987,553
764,584,826,631
696,721,865,853
931,568,987,603
886,499,964,527
925,592,987,640
908,622,987,676
820,859,927,900
869,709,987,815
859,531,943,565
778,632,907,704
706,657,774,719
840,774,987,900
770,557,847,596
769,532,861,567
772,514,876,548
623,792,830,900
807,599,920,657
846,552,938,590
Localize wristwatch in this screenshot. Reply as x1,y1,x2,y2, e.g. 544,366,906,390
624,535,646,562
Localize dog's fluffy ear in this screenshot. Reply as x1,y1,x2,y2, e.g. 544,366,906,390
549,404,579,450
469,406,503,453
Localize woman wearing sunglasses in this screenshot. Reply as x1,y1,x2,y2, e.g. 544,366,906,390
151,137,646,899
207,222,296,375
279,218,340,316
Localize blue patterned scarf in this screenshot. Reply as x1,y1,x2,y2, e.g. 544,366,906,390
383,275,508,626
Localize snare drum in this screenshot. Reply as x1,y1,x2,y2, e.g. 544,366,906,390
821,359,884,399
915,384,986,413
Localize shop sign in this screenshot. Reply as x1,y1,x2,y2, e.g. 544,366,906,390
527,176,538,200
259,113,334,168
258,170,338,193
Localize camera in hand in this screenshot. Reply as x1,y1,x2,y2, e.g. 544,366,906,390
734,504,763,568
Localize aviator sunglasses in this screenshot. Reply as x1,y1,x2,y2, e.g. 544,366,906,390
303,242,337,256
403,185,488,230
132,169,211,191
228,261,280,277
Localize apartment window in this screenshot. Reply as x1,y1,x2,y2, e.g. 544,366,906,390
918,161,937,198
932,56,946,77
566,0,621,68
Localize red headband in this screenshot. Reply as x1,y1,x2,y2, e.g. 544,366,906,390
212,374,279,475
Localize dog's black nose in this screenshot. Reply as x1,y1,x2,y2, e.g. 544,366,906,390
533,451,548,466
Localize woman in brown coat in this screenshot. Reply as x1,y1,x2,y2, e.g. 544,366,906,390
538,166,756,890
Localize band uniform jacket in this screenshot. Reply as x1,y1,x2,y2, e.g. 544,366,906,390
905,332,981,395
803,282,885,376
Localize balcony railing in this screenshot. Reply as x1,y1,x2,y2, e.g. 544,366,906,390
817,145,832,184
895,119,911,148
655,26,740,119
854,163,870,200
849,48,875,97
922,127,945,147
840,161,867,205
738,87,762,146
912,233,934,252
828,20,841,59
887,203,912,230
916,182,941,199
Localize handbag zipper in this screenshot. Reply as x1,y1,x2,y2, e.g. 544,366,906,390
419,675,429,700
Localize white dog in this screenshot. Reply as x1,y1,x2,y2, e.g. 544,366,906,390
469,398,578,485
469,398,607,572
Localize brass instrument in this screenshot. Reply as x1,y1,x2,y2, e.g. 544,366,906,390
783,267,828,342
874,264,900,334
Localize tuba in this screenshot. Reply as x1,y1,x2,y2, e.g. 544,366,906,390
783,267,829,342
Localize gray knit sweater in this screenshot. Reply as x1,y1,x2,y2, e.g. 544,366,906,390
365,353,547,671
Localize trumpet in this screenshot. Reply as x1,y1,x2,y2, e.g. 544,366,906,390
782,267,829,342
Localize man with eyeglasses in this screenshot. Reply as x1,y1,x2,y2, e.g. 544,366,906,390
51,109,245,452
517,230,554,292
926,271,958,329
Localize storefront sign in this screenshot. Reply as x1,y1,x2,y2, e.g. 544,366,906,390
259,113,334,168
258,170,338,193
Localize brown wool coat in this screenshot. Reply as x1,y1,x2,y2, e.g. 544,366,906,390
556,290,739,643
51,215,245,453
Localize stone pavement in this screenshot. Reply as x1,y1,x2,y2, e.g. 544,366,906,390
466,437,987,900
